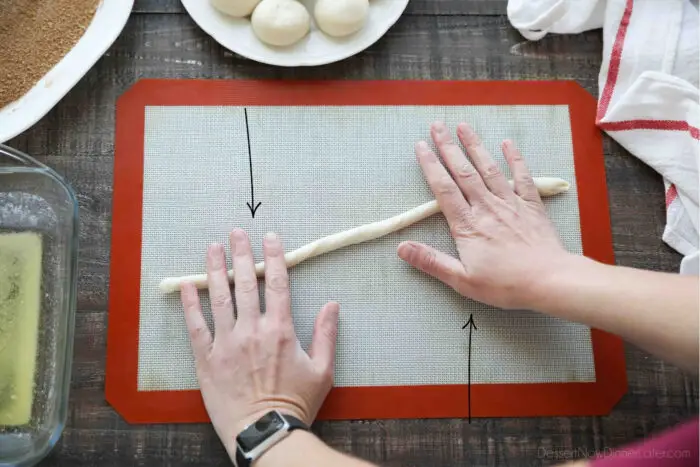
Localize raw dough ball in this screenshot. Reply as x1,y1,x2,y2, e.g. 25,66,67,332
210,0,261,17
314,0,369,37
251,0,311,47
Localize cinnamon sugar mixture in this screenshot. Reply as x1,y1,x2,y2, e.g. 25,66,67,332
0,0,99,109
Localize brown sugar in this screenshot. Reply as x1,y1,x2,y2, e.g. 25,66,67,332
0,0,99,109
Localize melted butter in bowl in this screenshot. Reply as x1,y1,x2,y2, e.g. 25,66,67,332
0,232,42,427
0,145,79,465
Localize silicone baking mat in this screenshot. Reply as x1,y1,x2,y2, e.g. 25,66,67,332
106,80,626,423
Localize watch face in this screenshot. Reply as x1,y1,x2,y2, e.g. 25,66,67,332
237,411,286,453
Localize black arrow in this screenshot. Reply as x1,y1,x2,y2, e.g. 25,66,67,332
244,108,261,218
462,314,477,423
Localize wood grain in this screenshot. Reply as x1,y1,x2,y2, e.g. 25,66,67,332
5,7,697,467
132,0,509,15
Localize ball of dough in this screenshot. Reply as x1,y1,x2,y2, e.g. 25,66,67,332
251,0,311,47
210,0,261,17
314,0,369,37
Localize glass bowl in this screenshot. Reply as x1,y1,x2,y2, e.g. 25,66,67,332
0,145,79,466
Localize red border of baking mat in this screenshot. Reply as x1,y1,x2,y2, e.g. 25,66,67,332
106,80,626,423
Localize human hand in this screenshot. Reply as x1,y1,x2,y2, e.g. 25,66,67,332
397,122,572,310
180,230,339,457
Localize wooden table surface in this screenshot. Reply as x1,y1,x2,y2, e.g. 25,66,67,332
6,0,698,465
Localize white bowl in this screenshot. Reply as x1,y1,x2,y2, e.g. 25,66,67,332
181,0,410,67
0,0,134,144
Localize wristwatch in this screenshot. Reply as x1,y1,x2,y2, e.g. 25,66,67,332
234,410,309,467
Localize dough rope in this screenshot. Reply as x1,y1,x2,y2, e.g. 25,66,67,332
159,177,570,293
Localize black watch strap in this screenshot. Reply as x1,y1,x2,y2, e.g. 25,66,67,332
279,414,307,431
235,414,308,467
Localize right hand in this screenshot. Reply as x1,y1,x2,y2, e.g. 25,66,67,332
180,231,339,457
397,122,573,310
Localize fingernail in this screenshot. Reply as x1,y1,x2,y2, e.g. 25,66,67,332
231,229,246,241
458,123,473,135
415,141,436,161
397,242,416,260
230,229,246,255
208,244,225,267
430,121,445,132
265,231,278,241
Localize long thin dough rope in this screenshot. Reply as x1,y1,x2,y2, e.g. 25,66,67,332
159,177,570,293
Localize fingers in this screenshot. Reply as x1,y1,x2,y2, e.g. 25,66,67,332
415,141,474,237
206,244,235,336
308,301,340,376
397,241,466,291
430,122,488,203
456,123,514,200
502,140,541,202
263,232,291,323
181,282,213,358
230,229,261,328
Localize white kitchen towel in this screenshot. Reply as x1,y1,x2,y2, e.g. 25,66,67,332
507,0,700,274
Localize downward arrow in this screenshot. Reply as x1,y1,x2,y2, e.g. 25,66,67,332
244,108,261,218
462,314,477,423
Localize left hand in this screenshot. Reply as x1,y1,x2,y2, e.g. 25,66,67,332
180,230,340,457
397,122,569,310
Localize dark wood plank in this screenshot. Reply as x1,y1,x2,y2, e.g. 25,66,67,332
132,0,183,13
6,11,696,467
132,0,509,16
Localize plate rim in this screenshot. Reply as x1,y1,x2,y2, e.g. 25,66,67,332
180,0,410,67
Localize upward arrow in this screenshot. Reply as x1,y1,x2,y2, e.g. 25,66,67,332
244,108,261,218
462,314,477,423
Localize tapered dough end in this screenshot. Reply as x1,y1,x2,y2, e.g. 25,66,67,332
535,177,570,197
510,177,570,197
159,278,182,294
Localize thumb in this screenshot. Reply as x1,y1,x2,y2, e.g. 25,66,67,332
397,241,465,290
308,301,340,375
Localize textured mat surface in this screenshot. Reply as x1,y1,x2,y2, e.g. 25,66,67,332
136,104,593,391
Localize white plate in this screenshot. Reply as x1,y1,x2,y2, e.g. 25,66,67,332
181,0,409,67
0,0,134,143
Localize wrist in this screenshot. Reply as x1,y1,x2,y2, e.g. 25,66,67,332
252,430,314,467
527,253,601,314
224,407,310,463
